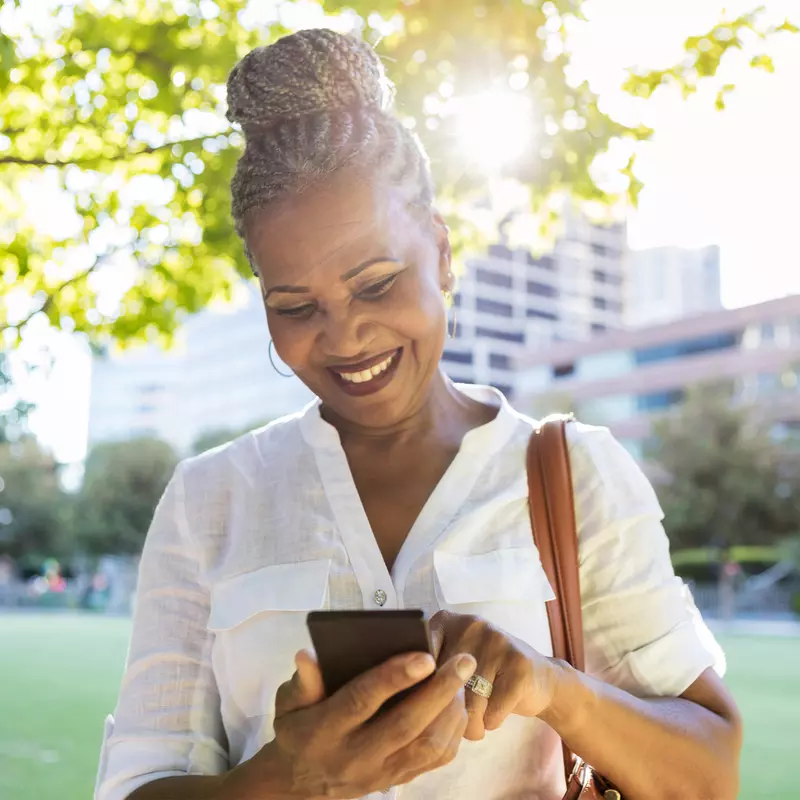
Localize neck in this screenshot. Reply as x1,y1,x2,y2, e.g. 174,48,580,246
321,372,490,448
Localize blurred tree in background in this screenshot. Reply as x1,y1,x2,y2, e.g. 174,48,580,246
0,0,795,347
648,385,800,553
0,353,34,443
69,437,177,555
0,436,71,566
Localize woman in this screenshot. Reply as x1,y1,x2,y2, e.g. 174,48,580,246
96,29,742,800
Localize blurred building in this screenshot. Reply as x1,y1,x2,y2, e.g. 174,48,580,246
625,245,721,328
516,294,800,460
88,284,312,455
442,206,628,397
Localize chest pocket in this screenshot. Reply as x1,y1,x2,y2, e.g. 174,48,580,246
208,559,331,719
433,547,556,656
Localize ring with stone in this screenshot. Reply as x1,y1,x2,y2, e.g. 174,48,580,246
465,674,493,698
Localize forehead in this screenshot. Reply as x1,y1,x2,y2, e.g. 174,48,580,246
245,171,425,284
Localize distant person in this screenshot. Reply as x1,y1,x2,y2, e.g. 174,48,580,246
96,29,742,800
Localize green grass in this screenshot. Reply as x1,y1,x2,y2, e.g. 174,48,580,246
0,613,797,799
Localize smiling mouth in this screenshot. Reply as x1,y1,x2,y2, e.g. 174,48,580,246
327,348,403,391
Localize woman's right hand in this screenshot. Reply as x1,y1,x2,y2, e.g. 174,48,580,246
244,648,476,798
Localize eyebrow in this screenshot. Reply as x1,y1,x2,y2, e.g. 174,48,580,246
265,256,400,299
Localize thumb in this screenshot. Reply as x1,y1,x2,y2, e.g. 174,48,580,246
294,649,326,707
276,650,326,717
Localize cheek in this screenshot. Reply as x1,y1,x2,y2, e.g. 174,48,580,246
268,316,314,368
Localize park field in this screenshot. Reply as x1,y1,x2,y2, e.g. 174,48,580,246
0,613,797,799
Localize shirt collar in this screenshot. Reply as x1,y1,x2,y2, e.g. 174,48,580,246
298,383,518,454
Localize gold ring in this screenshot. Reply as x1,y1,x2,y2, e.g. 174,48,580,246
465,674,493,698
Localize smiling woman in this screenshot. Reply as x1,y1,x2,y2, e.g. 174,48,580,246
95,28,742,800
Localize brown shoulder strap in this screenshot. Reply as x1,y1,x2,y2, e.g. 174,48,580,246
527,418,584,784
526,417,585,671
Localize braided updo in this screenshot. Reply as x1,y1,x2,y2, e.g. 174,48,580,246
226,29,435,268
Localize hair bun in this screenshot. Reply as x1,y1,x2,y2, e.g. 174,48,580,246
226,29,392,130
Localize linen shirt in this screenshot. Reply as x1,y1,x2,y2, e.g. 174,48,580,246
95,385,724,800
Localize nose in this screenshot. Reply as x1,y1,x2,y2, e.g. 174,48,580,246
319,305,374,359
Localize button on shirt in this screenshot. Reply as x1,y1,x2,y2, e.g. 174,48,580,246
95,385,724,800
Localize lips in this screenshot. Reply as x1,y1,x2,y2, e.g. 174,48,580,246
327,348,403,397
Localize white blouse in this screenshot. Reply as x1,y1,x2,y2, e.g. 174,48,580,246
95,385,723,800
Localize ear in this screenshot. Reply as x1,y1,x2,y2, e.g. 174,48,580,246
430,209,453,290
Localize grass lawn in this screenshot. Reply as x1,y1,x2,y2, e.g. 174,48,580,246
0,613,797,799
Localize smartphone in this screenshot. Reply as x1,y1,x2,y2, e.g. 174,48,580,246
306,609,433,712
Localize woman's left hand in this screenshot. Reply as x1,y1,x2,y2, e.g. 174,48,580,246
429,610,559,741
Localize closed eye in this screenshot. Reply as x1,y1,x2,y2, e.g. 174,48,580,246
356,273,399,300
275,302,315,318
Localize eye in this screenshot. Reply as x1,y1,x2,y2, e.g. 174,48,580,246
275,303,315,318
357,273,399,300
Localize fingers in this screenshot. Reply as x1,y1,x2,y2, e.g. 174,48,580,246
428,610,449,660
359,653,476,756
324,651,437,732
387,687,469,786
274,650,326,718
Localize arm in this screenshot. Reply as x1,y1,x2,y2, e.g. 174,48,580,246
540,425,742,800
95,464,232,800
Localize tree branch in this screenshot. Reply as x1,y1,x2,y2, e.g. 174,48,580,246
0,135,213,168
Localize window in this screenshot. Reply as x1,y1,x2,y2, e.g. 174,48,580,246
489,353,512,370
452,292,462,307
553,363,575,379
488,243,512,259
591,243,608,256
527,253,555,270
475,267,513,289
591,323,607,334
139,383,164,394
592,269,621,286
441,350,473,365
593,296,607,310
527,308,558,321
636,389,684,413
476,298,513,317
476,327,524,343
527,281,558,298
449,375,473,385
136,404,156,413
634,331,739,365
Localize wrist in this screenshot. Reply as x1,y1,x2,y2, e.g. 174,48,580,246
220,741,302,800
537,658,595,736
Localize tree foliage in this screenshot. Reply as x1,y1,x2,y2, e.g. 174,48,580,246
0,1,795,347
648,385,800,552
71,436,178,555
0,436,70,565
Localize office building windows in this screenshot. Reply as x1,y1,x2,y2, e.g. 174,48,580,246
492,383,513,397
591,323,607,334
475,267,513,289
526,253,555,270
476,327,525,343
488,243,513,259
527,281,558,298
441,350,473,365
636,389,684,412
593,296,607,310
527,309,558,321
489,353,512,370
634,331,738,365
553,363,575,379
477,298,513,317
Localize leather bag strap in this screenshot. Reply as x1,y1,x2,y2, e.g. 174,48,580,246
526,417,584,781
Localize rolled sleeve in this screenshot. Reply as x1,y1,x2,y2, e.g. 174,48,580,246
95,464,228,800
567,423,725,698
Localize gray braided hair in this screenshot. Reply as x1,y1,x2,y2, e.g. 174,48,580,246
226,29,435,269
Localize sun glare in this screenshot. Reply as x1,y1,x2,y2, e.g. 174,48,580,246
454,90,534,172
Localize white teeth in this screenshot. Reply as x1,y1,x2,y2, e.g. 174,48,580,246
339,352,397,384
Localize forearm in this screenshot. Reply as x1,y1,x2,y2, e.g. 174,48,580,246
126,742,305,800
539,662,742,800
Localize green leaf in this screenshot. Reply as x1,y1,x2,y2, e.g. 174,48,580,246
750,54,775,72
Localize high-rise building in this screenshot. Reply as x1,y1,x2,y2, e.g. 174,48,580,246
88,284,313,455
441,206,628,397
516,294,800,462
625,245,721,328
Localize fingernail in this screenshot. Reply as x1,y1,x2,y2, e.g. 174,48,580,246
406,653,435,679
456,654,477,681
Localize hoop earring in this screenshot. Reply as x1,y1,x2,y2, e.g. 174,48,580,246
268,340,294,378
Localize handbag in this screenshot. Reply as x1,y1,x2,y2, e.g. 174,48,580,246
526,417,621,800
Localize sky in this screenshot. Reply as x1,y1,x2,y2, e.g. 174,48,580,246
5,0,800,465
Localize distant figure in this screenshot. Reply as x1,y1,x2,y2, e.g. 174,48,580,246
96,29,742,800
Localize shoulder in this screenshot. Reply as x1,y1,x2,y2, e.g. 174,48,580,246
178,410,307,493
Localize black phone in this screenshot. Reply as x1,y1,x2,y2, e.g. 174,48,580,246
306,609,433,711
